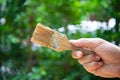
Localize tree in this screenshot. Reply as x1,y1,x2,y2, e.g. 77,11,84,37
0,0,119,80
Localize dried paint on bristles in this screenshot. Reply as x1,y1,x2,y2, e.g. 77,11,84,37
31,23,54,47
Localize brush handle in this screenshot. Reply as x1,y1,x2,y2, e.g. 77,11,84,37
71,45,95,55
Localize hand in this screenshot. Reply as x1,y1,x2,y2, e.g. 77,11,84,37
70,38,120,78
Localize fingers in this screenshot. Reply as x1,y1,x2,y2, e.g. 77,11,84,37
72,51,102,73
78,54,101,64
70,38,105,50
83,61,103,72
70,38,105,76
72,51,101,64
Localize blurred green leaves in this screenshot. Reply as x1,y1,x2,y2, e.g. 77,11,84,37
0,0,120,80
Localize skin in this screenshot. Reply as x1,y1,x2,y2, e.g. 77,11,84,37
70,38,120,78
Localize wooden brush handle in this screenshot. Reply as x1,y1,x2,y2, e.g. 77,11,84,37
71,45,95,55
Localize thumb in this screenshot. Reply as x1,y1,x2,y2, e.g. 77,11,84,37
70,38,105,50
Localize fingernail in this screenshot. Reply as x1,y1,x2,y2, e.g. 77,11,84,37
76,51,82,57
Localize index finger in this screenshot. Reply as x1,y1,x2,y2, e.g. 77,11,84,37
70,38,105,50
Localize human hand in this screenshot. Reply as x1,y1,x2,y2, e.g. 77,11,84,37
70,38,120,78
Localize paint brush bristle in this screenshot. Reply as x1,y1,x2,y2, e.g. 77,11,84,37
31,23,54,47
31,23,95,55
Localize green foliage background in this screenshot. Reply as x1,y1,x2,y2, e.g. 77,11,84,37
0,0,120,80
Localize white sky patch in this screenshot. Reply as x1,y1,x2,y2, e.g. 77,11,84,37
1,65,11,73
108,18,116,28
81,20,100,32
58,27,65,32
0,17,6,25
67,24,78,33
32,43,41,51
101,22,108,30
58,18,116,33
80,18,116,32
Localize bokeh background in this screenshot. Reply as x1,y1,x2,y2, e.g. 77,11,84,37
0,0,120,80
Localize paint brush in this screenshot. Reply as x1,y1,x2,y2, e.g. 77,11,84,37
31,23,95,55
